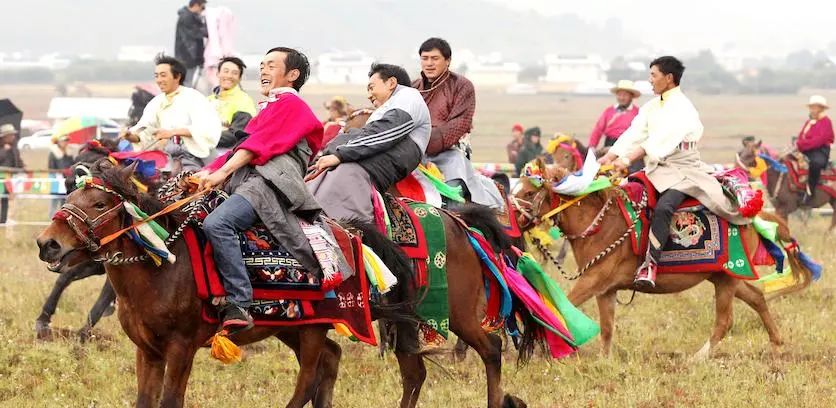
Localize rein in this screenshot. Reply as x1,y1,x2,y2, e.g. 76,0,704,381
57,174,209,265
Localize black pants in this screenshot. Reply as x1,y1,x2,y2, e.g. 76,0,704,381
649,189,688,261
802,146,830,194
0,197,7,223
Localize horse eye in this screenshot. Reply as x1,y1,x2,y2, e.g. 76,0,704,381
94,202,108,211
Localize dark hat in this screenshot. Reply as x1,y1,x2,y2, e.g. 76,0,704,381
524,127,541,137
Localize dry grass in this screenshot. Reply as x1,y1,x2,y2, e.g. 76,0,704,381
0,84,834,407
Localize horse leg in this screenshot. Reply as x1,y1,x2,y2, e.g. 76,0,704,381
35,269,75,340
596,291,617,356
452,322,505,408
159,343,198,408
830,199,836,232
395,351,426,408
78,279,116,342
735,282,784,350
274,331,341,408
693,275,738,361
286,325,328,408
136,348,165,408
567,274,606,307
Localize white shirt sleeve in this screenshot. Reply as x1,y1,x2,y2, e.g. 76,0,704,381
129,96,161,149
609,103,649,158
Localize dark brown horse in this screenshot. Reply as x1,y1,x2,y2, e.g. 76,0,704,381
36,140,122,341
514,163,814,359
36,160,529,408
736,142,835,231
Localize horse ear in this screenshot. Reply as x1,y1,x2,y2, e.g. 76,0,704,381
534,156,547,171
118,161,139,180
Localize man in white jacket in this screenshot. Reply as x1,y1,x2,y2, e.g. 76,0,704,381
125,55,221,173
599,56,747,289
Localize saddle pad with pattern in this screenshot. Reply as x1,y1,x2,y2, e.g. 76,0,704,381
616,197,758,280
784,153,836,197
185,226,376,345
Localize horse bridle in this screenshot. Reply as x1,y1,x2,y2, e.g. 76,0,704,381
53,179,126,253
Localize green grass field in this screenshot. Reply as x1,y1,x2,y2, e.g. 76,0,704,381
0,84,834,407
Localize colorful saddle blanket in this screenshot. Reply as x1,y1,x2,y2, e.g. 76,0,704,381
784,152,836,197
618,173,759,280
184,225,376,345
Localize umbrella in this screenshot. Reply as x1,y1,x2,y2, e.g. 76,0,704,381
53,116,101,144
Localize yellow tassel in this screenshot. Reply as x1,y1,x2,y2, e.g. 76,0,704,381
210,332,243,364
764,272,798,294
333,323,353,337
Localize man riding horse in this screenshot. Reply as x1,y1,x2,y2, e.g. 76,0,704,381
598,56,750,289
195,47,325,332
308,63,431,223
412,37,503,209
123,55,221,173
797,95,834,205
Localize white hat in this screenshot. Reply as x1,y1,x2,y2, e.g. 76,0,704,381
808,95,829,109
610,80,641,98
0,124,17,136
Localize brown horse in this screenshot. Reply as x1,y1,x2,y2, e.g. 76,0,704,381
736,142,835,231
513,163,814,359
36,160,529,408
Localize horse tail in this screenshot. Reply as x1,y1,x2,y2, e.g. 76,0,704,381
756,212,816,299
512,303,541,366
340,220,420,353
454,204,513,254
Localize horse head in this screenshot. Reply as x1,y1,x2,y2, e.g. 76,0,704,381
512,157,571,230
37,160,143,272
343,108,374,132
546,133,587,171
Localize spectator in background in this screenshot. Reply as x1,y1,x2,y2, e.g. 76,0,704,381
796,95,834,205
322,96,351,146
123,55,221,174
0,124,24,224
208,56,257,150
47,134,75,216
506,123,524,163
588,80,641,150
175,0,208,88
515,126,543,176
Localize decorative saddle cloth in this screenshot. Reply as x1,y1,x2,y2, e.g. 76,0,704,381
618,172,761,280
184,223,376,346
784,152,836,197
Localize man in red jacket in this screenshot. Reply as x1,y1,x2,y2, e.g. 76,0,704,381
797,95,834,204
412,37,502,208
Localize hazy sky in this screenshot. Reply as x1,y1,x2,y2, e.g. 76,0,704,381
2,0,833,59
490,0,834,56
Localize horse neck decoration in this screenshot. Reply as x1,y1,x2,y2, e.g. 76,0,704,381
36,159,532,408
513,163,814,359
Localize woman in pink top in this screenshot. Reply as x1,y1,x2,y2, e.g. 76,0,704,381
797,95,834,203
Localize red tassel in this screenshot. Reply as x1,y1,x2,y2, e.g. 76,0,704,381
740,190,764,217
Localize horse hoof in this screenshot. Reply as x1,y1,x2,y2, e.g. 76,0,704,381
689,341,711,362
78,327,92,343
102,302,116,317
35,320,52,341
502,394,527,408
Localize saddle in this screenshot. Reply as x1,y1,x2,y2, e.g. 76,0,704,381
783,152,836,197
617,172,760,279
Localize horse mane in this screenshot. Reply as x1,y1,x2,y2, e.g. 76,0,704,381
571,137,589,157
90,158,169,220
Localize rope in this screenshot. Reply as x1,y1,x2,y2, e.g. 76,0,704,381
534,190,647,281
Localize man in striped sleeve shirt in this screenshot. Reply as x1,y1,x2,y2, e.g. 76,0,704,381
307,63,431,222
